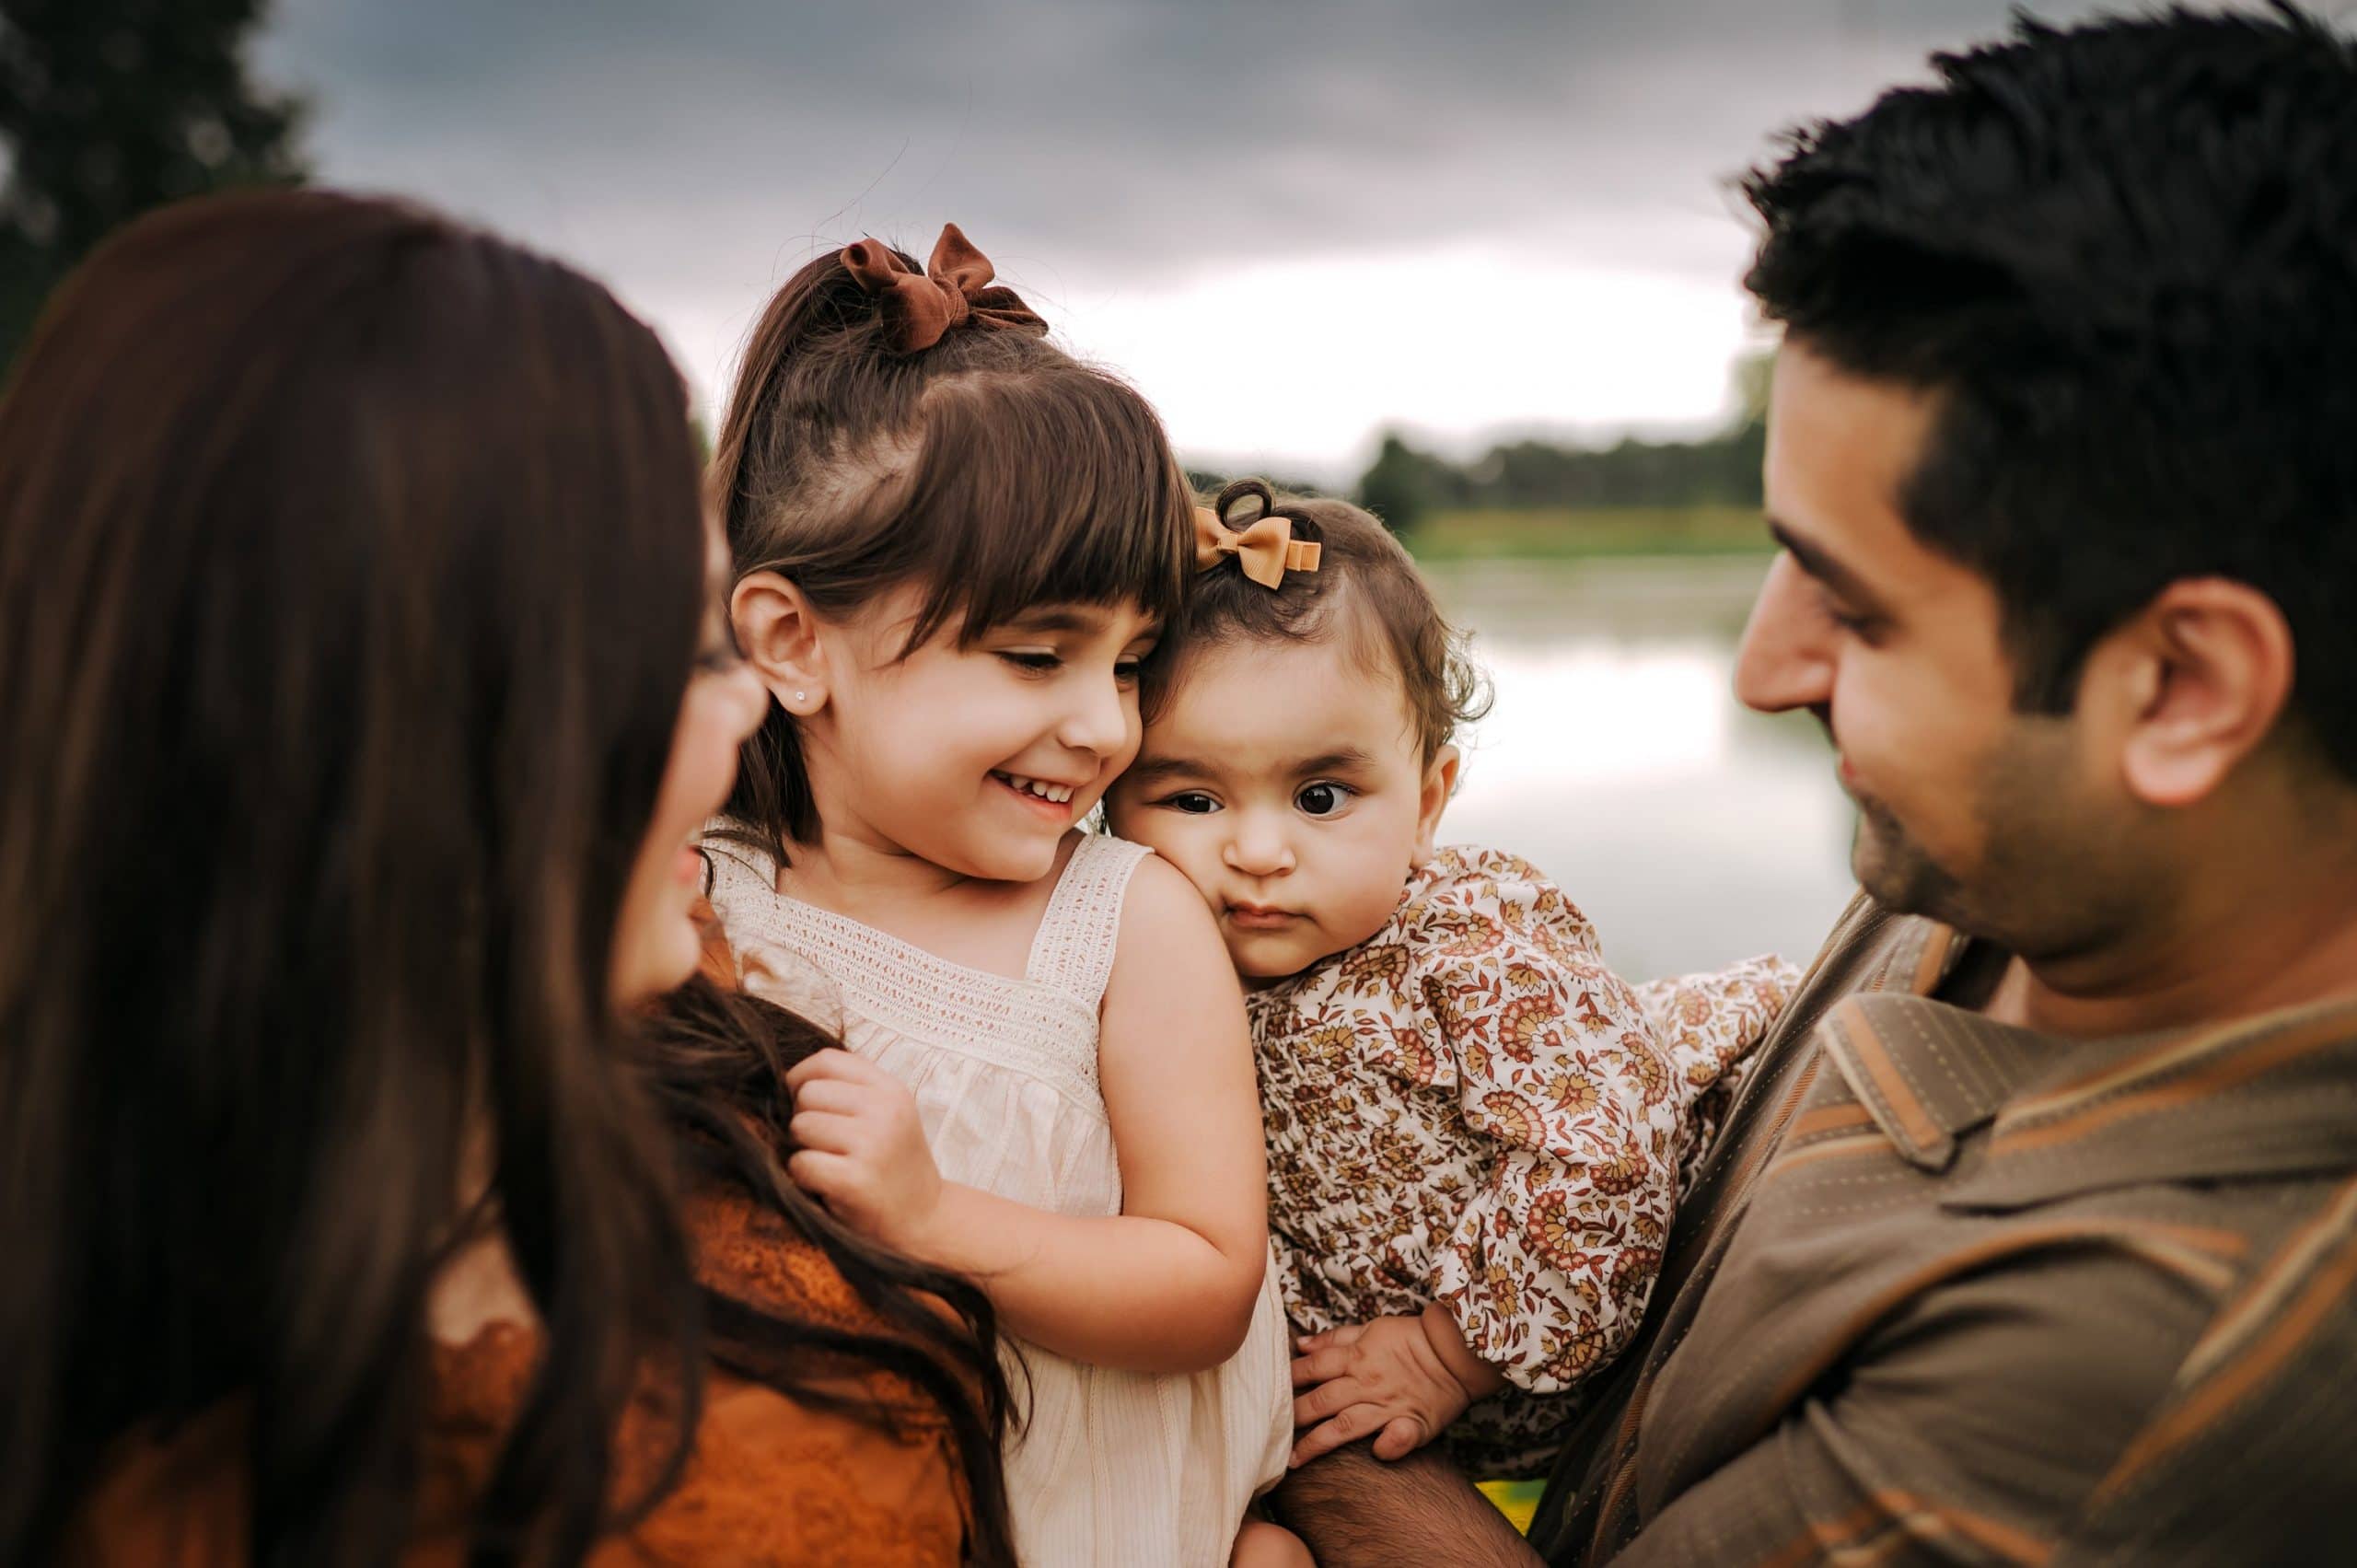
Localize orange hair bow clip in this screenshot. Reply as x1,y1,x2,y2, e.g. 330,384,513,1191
1193,506,1321,589
840,222,1049,353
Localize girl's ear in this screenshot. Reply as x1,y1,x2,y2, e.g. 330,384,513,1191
730,570,829,716
1413,743,1460,863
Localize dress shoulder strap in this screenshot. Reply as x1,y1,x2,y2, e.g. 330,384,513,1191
1024,832,1152,1005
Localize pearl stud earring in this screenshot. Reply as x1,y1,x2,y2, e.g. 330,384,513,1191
794,691,807,703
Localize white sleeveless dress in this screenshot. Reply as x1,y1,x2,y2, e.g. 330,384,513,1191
704,832,1292,1568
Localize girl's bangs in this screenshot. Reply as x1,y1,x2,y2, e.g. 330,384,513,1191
893,366,1192,645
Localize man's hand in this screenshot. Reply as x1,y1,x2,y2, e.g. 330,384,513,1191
783,1048,944,1257
1289,1307,1507,1468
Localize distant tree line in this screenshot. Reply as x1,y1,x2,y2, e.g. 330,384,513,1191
1354,354,1771,534
1190,354,1773,537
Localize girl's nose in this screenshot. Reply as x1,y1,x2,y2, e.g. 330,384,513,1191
1056,672,1132,759
1733,552,1838,715
1221,812,1295,877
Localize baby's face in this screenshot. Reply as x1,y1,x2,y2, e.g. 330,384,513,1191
1107,636,1455,983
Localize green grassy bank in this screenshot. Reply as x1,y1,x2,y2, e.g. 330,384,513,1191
1404,505,1771,563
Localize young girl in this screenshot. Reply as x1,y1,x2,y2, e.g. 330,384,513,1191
1106,481,1798,1481
696,227,1297,1567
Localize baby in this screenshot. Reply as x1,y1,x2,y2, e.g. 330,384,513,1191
1106,481,1796,1479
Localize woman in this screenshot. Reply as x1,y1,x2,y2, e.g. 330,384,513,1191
0,190,1012,1565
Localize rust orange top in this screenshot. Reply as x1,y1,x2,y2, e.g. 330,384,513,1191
67,1186,967,1565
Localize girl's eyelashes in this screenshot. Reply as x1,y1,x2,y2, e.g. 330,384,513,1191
1154,790,1221,815
1295,782,1355,817
995,650,1062,675
996,647,1155,683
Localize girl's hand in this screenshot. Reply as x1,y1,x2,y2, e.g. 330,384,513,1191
1288,1308,1504,1469
783,1048,943,1256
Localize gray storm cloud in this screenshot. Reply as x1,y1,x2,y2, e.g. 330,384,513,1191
262,0,2136,285
259,0,2235,440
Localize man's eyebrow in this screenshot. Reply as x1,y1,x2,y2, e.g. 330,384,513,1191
1768,517,1888,612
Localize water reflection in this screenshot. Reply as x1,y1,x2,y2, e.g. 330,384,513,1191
1427,555,1861,980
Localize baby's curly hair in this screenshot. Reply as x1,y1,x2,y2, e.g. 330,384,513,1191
1147,478,1490,761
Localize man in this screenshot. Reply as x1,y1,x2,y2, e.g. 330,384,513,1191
1278,7,2357,1562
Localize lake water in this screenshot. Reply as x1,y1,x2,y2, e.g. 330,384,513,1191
1425,554,1861,981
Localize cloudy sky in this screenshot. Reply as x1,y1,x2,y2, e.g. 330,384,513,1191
257,0,2275,483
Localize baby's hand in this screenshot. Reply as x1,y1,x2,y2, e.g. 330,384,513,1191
1288,1307,1505,1468
783,1048,944,1257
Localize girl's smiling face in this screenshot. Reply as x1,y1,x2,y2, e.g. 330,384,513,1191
796,585,1162,883
1107,634,1457,982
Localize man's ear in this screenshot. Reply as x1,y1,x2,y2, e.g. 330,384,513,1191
1413,743,1462,863
730,570,829,717
2084,577,2295,809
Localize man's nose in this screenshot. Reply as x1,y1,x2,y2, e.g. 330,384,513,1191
1733,552,1837,715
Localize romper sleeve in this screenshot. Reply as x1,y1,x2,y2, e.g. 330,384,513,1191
1412,849,1689,1395
1632,955,1801,1193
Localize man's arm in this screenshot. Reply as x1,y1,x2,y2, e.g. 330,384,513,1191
1271,1444,1542,1568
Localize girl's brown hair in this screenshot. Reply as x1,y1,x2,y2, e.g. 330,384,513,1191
0,190,1012,1567
709,232,1195,861
1153,479,1490,761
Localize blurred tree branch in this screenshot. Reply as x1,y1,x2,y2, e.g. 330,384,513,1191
0,0,308,364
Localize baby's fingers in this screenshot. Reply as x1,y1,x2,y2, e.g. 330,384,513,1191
1294,1323,1364,1355
1290,1344,1356,1389
1288,1403,1387,1469
1292,1375,1366,1427
1370,1415,1431,1462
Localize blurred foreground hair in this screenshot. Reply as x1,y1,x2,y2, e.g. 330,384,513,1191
0,186,706,1564
0,189,1013,1566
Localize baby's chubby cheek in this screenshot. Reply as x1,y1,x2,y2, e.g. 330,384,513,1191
1322,870,1415,953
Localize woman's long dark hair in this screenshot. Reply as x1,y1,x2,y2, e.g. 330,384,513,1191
642,975,1018,1565
0,190,1009,1566
0,188,706,1564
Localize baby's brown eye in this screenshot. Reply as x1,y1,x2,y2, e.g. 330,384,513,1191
1295,783,1351,817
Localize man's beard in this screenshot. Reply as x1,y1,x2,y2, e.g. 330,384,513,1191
1842,717,2139,959
1851,793,1965,917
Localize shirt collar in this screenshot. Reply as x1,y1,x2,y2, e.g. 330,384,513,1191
1815,916,2357,1208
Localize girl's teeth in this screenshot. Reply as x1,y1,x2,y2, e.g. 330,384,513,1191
1003,773,1074,804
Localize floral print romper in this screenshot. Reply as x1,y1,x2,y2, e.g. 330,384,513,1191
1248,846,1797,1477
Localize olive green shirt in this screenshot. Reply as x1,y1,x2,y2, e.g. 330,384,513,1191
1532,896,2357,1564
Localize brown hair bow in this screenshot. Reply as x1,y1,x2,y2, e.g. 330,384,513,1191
1194,507,1321,589
840,223,1049,353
